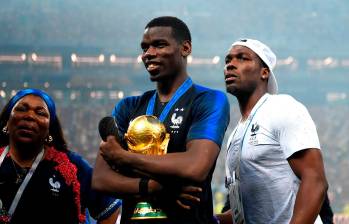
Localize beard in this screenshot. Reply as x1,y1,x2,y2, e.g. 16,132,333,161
226,84,238,96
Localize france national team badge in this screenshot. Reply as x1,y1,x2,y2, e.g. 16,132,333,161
170,108,184,133
49,175,61,195
248,123,259,145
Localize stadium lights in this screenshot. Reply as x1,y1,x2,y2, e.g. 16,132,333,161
118,91,124,99
28,53,62,68
188,56,220,65
31,53,38,62
109,91,118,100
284,56,294,65
212,56,220,64
98,54,105,63
326,92,347,102
71,53,105,65
71,53,77,62
70,92,77,100
11,90,17,97
308,57,338,69
21,54,26,61
0,90,6,98
130,91,143,96
187,55,193,64
323,57,334,66
0,54,27,63
90,91,105,99
277,57,298,70
137,55,142,63
110,54,117,63
4,52,349,69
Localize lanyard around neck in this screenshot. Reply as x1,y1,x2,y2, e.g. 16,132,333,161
146,77,193,122
225,94,269,182
0,146,44,218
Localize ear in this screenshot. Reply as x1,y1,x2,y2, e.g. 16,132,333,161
261,67,270,80
181,40,192,57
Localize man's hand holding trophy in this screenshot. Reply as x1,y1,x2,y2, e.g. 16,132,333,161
98,115,170,220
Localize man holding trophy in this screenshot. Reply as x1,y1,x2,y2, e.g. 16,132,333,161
92,16,230,224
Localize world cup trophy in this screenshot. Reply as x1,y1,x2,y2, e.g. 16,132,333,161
124,115,170,221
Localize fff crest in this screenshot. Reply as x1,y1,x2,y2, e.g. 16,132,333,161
170,108,184,132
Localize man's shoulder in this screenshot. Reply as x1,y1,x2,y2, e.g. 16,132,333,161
269,93,297,103
265,94,312,125
192,83,228,103
193,83,224,94
268,94,306,111
113,90,155,115
120,90,155,105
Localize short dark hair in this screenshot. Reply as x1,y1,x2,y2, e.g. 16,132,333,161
145,16,191,43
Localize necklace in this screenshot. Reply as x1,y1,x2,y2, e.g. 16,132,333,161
10,159,28,185
0,146,44,221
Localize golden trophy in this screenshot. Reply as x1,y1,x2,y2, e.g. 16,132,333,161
124,115,170,220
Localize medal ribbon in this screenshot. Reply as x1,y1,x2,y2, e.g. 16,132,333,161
0,146,44,218
146,77,193,122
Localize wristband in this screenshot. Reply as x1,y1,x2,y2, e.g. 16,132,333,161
139,177,149,196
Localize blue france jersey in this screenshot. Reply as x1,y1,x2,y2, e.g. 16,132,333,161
112,84,229,150
112,83,230,224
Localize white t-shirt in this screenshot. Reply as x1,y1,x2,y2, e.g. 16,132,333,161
226,93,321,224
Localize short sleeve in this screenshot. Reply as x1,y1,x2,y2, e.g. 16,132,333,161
69,152,122,221
112,96,141,134
277,96,320,158
187,89,230,147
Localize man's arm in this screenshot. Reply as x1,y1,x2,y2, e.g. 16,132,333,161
92,152,162,196
93,151,203,210
100,136,220,183
288,148,328,224
216,209,233,224
319,193,334,224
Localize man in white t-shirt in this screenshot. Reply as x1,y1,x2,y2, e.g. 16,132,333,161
218,38,328,224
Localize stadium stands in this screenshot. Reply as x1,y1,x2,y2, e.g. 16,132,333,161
1,0,349,217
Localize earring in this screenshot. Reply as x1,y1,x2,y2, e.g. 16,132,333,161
45,135,53,143
2,126,8,134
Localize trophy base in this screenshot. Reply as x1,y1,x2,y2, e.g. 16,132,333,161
131,202,167,220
